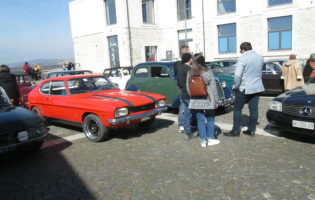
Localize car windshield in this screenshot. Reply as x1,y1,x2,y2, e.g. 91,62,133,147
0,88,11,108
67,76,117,94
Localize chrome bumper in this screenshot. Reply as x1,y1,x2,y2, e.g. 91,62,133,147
107,107,168,125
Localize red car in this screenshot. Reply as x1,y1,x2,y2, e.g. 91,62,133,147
28,74,167,142
15,74,35,107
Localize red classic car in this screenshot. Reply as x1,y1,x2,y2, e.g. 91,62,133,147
15,74,35,107
28,74,167,142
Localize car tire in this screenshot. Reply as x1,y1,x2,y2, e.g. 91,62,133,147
138,117,156,128
83,114,109,142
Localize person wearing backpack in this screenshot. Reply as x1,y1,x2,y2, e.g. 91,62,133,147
186,55,220,147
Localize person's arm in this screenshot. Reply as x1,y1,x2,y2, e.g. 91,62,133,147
233,58,245,89
178,67,188,90
186,71,191,97
295,62,303,80
207,71,220,105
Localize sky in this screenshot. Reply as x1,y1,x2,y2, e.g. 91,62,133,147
0,0,74,64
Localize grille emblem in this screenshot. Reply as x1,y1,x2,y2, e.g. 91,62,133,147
300,107,312,116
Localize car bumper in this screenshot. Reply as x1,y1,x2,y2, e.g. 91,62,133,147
0,134,47,154
266,110,315,136
107,107,168,125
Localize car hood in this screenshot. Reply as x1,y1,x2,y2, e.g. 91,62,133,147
0,106,44,135
81,90,165,108
276,84,315,105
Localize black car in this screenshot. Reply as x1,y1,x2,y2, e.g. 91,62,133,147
267,77,315,136
0,87,48,154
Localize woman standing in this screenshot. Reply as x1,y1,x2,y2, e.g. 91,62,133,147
282,54,304,91
303,53,315,82
186,55,220,147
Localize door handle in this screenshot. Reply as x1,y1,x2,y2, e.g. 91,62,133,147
46,97,52,100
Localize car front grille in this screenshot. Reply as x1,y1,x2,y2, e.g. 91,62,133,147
215,79,225,101
129,103,156,113
283,103,315,119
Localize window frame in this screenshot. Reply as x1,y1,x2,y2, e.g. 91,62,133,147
108,35,120,68
268,16,292,51
134,66,149,78
217,0,236,15
268,0,292,7
105,0,117,25
217,23,237,54
142,0,155,24
177,0,192,21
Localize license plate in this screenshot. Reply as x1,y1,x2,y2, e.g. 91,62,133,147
140,116,150,122
292,120,314,130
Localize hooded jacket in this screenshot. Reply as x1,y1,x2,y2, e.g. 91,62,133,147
0,72,20,99
282,59,304,90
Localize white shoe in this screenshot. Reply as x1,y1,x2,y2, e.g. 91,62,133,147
200,140,207,147
207,139,220,146
178,126,184,133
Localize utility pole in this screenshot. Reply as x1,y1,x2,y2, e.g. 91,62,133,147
202,0,205,55
126,0,133,66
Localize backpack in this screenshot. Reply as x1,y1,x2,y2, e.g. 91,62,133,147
189,75,207,97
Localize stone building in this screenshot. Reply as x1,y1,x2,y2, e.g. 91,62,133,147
69,0,315,72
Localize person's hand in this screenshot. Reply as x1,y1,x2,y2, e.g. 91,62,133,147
215,104,219,109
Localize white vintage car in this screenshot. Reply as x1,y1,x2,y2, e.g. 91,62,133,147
103,67,133,89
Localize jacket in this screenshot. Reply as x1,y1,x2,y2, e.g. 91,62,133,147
186,70,220,110
177,62,191,99
234,50,265,94
0,72,20,99
282,59,304,90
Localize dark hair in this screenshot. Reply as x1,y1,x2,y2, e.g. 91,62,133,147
180,45,190,54
240,42,252,51
189,55,207,80
193,53,203,58
181,53,192,63
25,62,28,65
289,54,296,60
0,65,10,72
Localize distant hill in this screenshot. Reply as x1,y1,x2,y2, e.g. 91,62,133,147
8,58,74,67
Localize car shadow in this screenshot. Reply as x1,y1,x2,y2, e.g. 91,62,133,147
0,135,95,199
263,125,315,144
107,118,174,140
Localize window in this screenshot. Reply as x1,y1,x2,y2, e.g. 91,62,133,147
269,0,292,6
40,82,50,95
218,23,236,53
142,0,154,24
151,66,170,78
145,46,157,61
105,0,117,25
177,0,191,21
134,67,148,78
268,16,292,50
108,35,120,68
178,29,193,54
218,0,236,15
51,81,67,96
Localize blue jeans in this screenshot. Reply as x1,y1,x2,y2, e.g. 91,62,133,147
178,96,184,127
193,110,215,140
232,90,260,133
182,99,192,134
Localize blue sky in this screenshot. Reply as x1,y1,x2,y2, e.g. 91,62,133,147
0,0,74,64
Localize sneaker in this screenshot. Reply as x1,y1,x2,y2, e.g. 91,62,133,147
200,140,207,147
207,139,220,146
186,134,194,140
178,126,184,133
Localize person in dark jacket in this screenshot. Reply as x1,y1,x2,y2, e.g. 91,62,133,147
0,65,20,106
177,53,193,139
303,53,315,82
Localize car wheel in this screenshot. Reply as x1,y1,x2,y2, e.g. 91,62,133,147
83,114,109,142
28,141,44,152
31,106,41,116
138,117,156,128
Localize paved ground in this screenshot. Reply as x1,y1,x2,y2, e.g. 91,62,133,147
1,97,315,200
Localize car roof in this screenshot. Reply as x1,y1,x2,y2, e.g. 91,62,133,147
47,69,92,74
135,61,177,68
43,74,104,82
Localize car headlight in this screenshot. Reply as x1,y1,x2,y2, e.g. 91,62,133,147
115,107,128,118
221,81,227,88
269,101,282,112
156,100,166,108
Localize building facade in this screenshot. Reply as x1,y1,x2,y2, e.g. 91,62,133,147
69,0,315,72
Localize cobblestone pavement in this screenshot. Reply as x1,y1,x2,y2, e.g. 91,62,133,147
1,97,315,200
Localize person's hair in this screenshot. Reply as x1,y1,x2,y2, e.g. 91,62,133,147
309,53,315,60
240,42,252,51
0,65,10,72
25,62,28,65
289,54,296,60
180,45,189,54
189,55,207,80
193,53,203,58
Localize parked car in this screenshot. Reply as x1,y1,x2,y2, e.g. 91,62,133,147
223,61,285,94
206,64,234,89
28,74,167,142
0,87,48,154
126,62,234,110
42,70,93,80
103,67,133,89
15,74,35,107
266,77,315,136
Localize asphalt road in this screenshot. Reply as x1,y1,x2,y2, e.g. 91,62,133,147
1,96,315,200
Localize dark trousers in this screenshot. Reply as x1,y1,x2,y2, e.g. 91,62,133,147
232,90,260,133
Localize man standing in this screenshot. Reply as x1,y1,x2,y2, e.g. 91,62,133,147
0,65,20,106
177,53,193,139
175,45,190,133
224,42,264,137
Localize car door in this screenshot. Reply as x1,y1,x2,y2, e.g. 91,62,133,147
127,66,151,91
262,62,283,93
148,65,178,105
